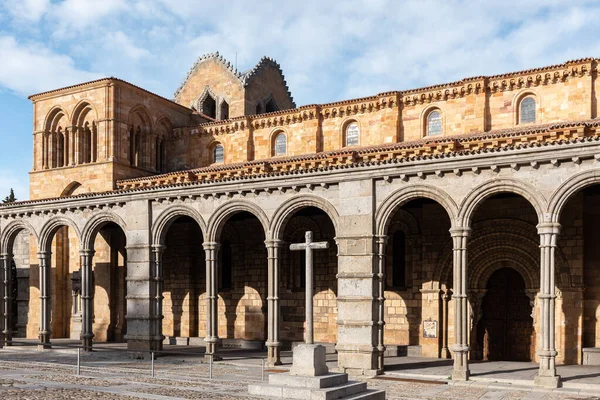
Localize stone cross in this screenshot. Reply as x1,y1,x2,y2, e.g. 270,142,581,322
290,231,329,344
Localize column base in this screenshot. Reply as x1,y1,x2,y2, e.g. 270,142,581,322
451,370,470,381
534,375,561,388
267,343,282,367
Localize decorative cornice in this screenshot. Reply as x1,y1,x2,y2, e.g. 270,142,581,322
173,52,295,107
110,118,600,191
28,78,193,114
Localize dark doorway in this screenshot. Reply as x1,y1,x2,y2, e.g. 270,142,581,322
478,267,533,361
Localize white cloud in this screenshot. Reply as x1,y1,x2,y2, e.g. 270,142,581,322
2,0,50,22
0,36,101,97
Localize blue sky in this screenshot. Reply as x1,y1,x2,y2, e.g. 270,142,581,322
1,0,600,200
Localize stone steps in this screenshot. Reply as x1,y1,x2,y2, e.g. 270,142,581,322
249,379,373,399
249,372,385,399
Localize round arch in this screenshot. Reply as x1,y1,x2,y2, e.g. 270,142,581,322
547,169,600,222
71,100,98,127
270,195,340,241
80,212,128,250
0,219,39,254
39,216,81,253
207,200,269,242
128,104,153,133
152,205,207,246
375,184,458,237
458,179,547,227
43,106,69,132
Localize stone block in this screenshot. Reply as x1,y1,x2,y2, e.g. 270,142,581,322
583,348,600,365
289,344,329,377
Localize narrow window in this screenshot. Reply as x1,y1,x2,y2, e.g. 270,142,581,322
520,97,536,124
155,137,161,172
345,122,359,146
201,94,217,119
220,101,229,120
129,128,135,165
256,103,263,115
84,122,92,163
220,240,232,290
392,230,406,288
134,127,141,167
213,144,224,163
274,133,287,156
265,97,278,113
57,130,65,167
427,110,442,136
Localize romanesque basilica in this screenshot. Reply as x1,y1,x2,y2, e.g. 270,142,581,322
1,52,600,388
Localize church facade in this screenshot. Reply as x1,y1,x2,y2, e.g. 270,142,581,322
1,53,600,388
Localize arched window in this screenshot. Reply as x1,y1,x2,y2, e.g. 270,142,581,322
201,94,217,119
392,230,406,288
265,97,278,113
520,97,536,124
220,240,233,290
213,144,224,163
220,101,229,120
427,110,442,136
345,122,359,146
274,132,287,156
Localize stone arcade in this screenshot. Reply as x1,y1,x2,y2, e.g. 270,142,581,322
1,53,600,389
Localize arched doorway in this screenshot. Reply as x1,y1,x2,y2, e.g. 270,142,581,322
478,267,533,361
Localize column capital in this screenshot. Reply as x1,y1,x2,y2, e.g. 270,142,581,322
264,239,285,248
449,227,471,238
203,241,220,251
36,251,51,259
374,235,388,245
537,222,561,236
79,249,96,257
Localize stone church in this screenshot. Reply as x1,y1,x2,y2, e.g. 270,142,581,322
1,52,600,388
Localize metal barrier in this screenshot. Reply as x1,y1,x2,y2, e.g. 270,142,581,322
0,339,269,382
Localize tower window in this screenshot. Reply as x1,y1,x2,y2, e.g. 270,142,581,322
213,144,224,163
220,100,229,120
345,122,359,146
265,97,278,113
427,110,442,136
520,97,536,124
201,94,217,119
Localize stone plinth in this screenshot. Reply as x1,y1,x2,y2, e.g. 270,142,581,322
290,344,329,376
248,343,385,399
583,348,600,365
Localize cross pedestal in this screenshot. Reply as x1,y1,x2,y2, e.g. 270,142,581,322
248,231,385,399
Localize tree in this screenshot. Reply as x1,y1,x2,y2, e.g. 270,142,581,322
3,188,17,203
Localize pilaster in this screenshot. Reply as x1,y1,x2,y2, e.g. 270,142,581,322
80,249,95,351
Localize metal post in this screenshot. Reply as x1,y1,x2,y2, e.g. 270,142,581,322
261,358,265,382
151,352,155,377
77,347,81,376
209,354,213,379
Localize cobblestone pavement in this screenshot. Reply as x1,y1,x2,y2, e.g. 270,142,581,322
0,348,599,399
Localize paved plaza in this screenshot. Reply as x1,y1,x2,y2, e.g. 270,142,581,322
0,343,598,399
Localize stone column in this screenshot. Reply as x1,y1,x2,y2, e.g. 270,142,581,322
450,227,470,381
441,289,451,358
203,242,220,360
0,253,11,347
80,249,95,351
37,251,51,349
151,245,165,350
266,239,283,366
534,222,561,388
375,235,387,371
